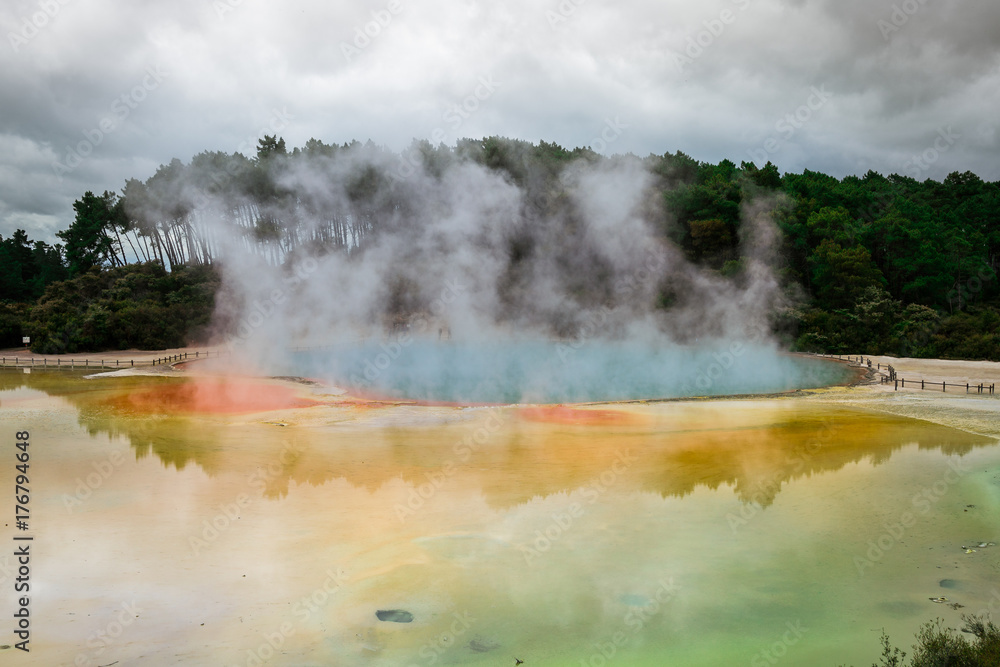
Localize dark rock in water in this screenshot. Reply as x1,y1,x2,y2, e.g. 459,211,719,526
468,636,500,653
939,579,960,589
376,609,414,623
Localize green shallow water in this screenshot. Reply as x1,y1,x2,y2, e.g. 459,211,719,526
1,369,999,666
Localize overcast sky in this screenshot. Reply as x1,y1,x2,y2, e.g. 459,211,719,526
1,0,998,243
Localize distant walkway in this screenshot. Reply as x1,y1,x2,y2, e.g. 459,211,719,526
819,353,1000,396
0,346,226,370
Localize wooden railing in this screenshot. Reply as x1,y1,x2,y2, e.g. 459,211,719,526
0,350,227,370
813,353,995,395
881,376,995,394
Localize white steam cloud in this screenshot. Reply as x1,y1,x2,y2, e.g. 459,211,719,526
134,142,836,401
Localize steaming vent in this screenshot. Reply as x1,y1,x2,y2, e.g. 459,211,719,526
170,145,849,401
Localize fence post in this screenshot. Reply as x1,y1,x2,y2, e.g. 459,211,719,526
921,380,924,389
895,379,898,391
942,382,946,392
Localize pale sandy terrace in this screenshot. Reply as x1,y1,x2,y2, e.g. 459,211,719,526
806,355,1000,439
863,355,1000,390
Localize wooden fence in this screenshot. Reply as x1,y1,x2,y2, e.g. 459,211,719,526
815,353,995,395
0,350,227,370
881,376,995,394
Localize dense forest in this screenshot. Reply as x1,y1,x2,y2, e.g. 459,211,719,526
1,135,997,357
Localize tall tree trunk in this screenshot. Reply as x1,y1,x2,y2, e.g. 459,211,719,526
122,230,140,265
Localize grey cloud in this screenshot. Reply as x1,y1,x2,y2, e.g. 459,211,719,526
1,0,997,242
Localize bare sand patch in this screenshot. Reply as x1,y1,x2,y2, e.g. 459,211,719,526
808,356,1000,438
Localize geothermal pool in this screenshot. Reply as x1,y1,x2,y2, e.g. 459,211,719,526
290,340,853,403
1,369,999,666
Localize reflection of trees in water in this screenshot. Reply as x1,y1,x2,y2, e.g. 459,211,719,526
4,370,993,508
2,371,247,470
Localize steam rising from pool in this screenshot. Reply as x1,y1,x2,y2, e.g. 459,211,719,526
145,142,834,398
292,339,849,403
